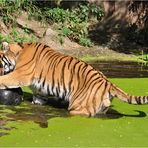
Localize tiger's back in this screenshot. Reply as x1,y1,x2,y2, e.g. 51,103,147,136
0,42,148,117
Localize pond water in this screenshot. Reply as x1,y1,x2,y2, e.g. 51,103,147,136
90,61,148,78
0,99,69,137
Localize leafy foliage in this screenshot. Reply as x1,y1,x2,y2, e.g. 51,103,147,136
0,0,104,46
0,28,37,43
43,2,104,46
0,0,33,25
127,1,148,45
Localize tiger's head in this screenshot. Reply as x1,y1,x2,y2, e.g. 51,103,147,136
0,42,22,75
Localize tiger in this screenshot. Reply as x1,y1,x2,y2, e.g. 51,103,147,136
0,41,148,117
0,42,23,75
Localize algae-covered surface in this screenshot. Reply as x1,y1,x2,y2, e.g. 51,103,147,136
0,78,148,147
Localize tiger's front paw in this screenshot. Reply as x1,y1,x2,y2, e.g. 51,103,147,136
32,95,48,105
32,99,43,105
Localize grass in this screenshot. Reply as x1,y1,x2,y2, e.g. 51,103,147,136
0,78,148,147
80,53,147,64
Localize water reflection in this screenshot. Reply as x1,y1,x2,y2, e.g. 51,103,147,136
91,61,148,78
0,99,146,137
0,118,16,137
0,93,69,137
7,104,68,127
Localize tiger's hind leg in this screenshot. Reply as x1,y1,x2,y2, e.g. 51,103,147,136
68,100,91,117
69,100,111,117
96,95,112,116
69,99,98,117
69,103,96,117
0,70,32,89
69,108,90,117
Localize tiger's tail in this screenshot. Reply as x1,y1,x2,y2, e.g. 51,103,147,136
110,84,148,104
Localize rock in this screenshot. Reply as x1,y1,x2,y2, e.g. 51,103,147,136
16,12,46,38
0,19,10,35
0,57,23,105
40,26,84,57
0,88,23,105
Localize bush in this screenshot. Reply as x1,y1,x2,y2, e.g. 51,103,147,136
127,1,148,45
0,28,37,43
0,0,104,46
0,0,33,25
43,2,104,46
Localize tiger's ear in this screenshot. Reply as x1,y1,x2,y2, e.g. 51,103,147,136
1,42,10,53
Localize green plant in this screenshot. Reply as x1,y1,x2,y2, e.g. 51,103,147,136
0,27,37,43
79,37,93,47
73,1,104,22
127,1,148,45
0,0,26,25
39,1,104,46
58,26,72,44
0,0,104,47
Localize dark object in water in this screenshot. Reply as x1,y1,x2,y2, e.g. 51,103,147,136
0,88,23,105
